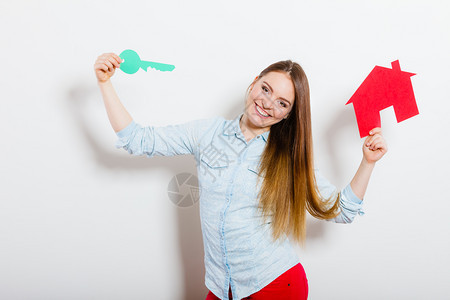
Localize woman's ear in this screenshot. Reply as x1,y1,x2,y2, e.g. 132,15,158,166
250,76,259,91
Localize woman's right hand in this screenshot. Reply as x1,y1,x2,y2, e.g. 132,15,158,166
94,53,123,83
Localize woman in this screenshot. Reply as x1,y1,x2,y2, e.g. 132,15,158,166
94,53,387,300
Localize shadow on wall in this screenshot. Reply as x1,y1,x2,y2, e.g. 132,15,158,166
67,83,207,300
324,107,358,180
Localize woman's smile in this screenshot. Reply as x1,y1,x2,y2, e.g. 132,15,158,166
255,102,271,118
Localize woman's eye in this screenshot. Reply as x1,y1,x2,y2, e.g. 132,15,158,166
262,86,269,93
278,101,286,108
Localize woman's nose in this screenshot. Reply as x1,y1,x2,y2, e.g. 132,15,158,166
261,94,274,110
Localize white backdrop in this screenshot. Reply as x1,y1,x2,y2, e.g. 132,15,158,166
1,0,449,299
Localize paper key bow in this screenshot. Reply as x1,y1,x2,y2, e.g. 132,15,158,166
119,49,175,74
346,60,419,138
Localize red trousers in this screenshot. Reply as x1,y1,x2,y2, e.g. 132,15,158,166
205,263,308,300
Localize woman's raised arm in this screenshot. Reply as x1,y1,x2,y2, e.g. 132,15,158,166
94,52,133,133
350,127,388,199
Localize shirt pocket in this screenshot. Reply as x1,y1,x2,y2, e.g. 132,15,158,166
247,160,263,177
198,152,229,190
245,160,265,196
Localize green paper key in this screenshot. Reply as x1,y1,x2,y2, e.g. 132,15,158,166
119,49,175,74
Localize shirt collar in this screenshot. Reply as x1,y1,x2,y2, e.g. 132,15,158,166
222,112,269,143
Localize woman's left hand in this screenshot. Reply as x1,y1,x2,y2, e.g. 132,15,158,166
362,127,388,164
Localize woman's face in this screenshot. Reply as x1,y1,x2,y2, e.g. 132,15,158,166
244,71,295,131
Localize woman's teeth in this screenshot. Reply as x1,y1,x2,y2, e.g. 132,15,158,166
256,104,270,117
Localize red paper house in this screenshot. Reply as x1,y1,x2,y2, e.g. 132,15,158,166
346,60,419,138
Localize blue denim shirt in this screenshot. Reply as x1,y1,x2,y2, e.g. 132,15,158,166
115,112,364,300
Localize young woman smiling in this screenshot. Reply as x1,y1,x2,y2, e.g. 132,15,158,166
94,53,387,300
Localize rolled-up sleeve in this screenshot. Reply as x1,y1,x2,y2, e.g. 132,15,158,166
314,169,365,224
115,118,206,157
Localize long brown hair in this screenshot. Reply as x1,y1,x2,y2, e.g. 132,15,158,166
249,60,340,245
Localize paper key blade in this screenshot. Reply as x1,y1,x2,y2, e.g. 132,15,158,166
140,60,175,72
